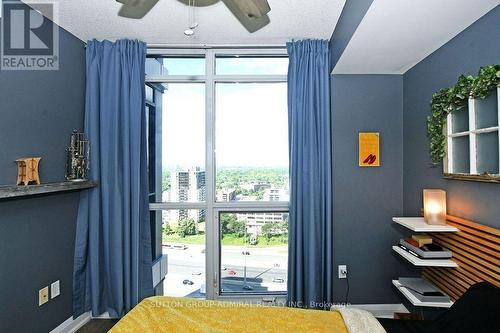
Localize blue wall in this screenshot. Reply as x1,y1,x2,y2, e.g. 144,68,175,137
329,0,374,71
0,14,86,333
403,5,500,228
331,75,419,303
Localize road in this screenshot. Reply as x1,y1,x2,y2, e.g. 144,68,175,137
161,243,288,297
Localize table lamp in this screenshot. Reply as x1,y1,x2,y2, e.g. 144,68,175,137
423,189,447,225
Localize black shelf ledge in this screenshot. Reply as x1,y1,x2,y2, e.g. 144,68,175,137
0,181,97,200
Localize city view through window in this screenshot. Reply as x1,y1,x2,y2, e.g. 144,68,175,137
147,55,289,298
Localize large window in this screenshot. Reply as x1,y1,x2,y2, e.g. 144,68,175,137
147,50,289,301
445,88,500,181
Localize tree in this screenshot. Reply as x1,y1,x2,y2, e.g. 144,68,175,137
220,213,237,235
162,169,171,192
163,223,174,236
227,220,246,237
176,218,197,238
261,223,275,240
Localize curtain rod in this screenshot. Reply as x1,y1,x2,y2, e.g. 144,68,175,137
83,42,286,49
148,43,286,49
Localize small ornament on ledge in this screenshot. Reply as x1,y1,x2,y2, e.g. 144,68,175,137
66,130,90,182
16,157,42,186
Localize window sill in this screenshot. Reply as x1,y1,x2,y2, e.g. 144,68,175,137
443,173,500,184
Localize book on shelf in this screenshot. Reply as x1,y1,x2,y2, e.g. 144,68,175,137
411,234,433,247
398,238,452,259
397,277,451,303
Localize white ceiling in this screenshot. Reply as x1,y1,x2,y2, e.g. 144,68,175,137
333,0,500,74
35,0,345,46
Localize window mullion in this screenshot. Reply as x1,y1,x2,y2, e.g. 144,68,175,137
469,97,477,174
497,87,500,172
446,113,453,173
205,50,217,299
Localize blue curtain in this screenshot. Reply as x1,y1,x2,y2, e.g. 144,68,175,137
73,39,153,318
287,40,333,308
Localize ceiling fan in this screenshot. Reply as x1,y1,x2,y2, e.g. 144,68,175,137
115,0,271,32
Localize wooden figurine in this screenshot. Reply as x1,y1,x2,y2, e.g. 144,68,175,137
16,157,41,186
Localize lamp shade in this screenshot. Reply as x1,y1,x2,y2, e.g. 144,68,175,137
423,189,447,225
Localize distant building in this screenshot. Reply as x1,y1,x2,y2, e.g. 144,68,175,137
263,188,289,201
237,212,288,235
241,182,272,192
169,167,206,223
216,189,236,202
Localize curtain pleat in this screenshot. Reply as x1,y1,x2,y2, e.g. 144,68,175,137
73,39,153,318
287,39,333,309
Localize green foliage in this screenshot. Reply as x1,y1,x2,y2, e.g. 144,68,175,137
162,170,171,192
176,218,197,238
428,65,500,163
261,223,275,240
220,213,247,237
163,222,174,236
216,168,288,191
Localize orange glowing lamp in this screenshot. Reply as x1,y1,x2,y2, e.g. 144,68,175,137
423,189,447,225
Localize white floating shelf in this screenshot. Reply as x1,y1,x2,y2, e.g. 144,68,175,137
392,217,459,232
392,246,458,267
392,280,453,308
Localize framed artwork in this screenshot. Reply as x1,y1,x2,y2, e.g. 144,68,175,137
359,132,380,167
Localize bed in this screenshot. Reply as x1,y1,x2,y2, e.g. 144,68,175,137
109,282,498,333
109,296,384,333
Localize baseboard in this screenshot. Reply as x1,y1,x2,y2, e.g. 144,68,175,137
352,303,409,318
49,312,91,333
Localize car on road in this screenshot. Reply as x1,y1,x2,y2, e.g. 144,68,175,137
191,272,202,276
272,278,285,283
183,279,194,285
228,270,237,276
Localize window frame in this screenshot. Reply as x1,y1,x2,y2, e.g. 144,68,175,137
444,87,500,183
146,48,290,301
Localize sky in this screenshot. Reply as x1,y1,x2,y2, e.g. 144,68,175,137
159,57,289,170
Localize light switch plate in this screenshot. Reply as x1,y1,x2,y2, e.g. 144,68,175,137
51,280,60,299
39,286,49,306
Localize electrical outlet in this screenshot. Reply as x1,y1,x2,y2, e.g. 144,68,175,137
39,286,49,306
338,265,347,279
51,280,60,299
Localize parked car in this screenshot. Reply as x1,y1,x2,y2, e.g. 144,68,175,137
183,279,194,285
228,270,237,276
272,278,285,283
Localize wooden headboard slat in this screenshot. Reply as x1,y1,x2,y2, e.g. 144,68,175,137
446,221,499,243
422,215,500,302
429,267,474,288
450,252,500,280
440,233,499,256
423,271,461,300
432,234,500,266
446,215,500,237
425,268,468,294
454,261,499,286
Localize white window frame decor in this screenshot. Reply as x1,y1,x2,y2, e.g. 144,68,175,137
444,87,500,183
146,48,290,302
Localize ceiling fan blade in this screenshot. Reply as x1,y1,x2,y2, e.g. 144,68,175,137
116,0,159,19
223,0,270,19
221,0,270,33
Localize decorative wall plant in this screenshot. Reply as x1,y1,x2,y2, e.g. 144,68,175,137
427,65,500,164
